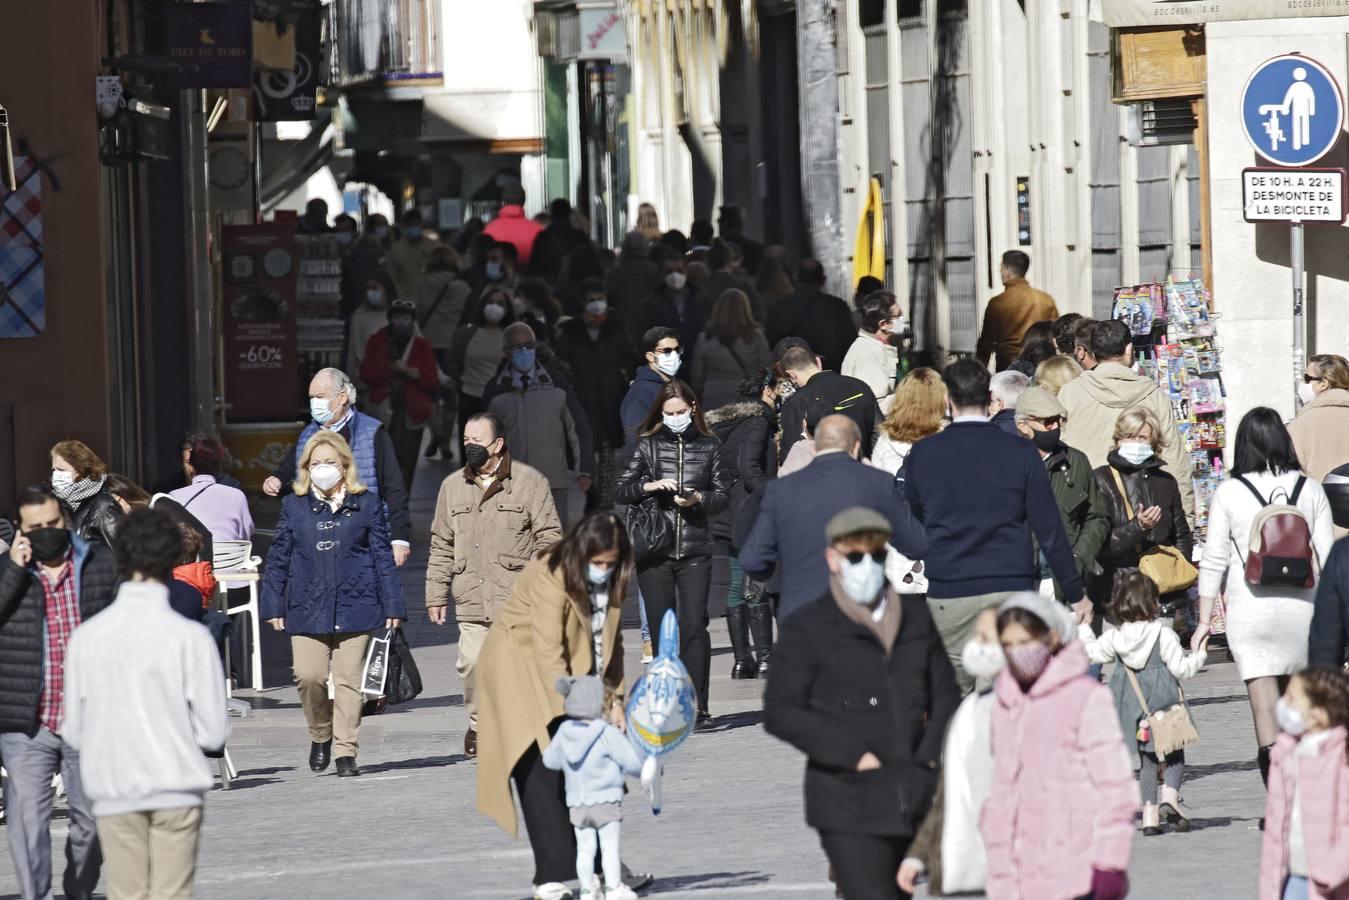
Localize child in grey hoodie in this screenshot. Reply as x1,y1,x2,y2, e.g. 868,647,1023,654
542,675,644,900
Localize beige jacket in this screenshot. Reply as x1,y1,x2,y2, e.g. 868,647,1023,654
1288,389,1349,481
424,455,562,624
475,558,626,835
1058,361,1195,521
842,330,899,403
975,278,1059,370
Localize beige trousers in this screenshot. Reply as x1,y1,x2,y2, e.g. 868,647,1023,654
456,620,490,730
97,806,203,900
928,591,1017,695
292,632,371,758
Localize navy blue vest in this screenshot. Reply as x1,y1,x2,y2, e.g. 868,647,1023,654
296,411,381,495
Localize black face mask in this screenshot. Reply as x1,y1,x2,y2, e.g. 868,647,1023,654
1032,428,1063,453
27,527,71,563
463,443,491,470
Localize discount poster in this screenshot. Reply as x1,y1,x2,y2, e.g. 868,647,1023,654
222,223,298,420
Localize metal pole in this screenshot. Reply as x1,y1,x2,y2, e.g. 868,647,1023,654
182,88,215,432
1291,221,1306,411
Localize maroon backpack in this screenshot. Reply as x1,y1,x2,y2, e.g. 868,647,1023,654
1234,476,1318,589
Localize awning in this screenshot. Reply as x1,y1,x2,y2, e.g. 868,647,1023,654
1096,0,1349,27
260,112,335,210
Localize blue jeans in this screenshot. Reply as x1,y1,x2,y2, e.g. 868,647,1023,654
638,586,650,642
1284,875,1309,900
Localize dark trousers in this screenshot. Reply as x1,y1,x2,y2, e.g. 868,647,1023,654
818,831,912,900
388,417,424,493
512,731,576,886
639,555,711,712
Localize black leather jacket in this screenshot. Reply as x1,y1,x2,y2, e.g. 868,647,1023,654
1091,451,1193,602
72,488,124,547
615,427,733,560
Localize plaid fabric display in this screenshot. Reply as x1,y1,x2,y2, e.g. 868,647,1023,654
0,155,44,337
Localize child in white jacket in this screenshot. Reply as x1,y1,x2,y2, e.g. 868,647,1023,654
542,675,643,900
1081,572,1207,835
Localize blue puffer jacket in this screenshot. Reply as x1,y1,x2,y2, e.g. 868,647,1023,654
260,490,405,635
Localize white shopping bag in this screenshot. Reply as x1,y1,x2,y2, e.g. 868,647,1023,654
361,629,393,697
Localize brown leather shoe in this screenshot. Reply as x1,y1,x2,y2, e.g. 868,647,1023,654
464,728,478,758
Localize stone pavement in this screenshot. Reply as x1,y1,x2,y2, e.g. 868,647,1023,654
0,458,1268,899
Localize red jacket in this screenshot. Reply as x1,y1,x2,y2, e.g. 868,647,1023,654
1261,727,1349,900
360,329,440,425
483,205,543,266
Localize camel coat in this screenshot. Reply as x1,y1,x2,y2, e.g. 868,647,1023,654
1288,388,1349,481
476,557,626,835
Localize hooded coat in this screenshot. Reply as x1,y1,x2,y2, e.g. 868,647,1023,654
1058,361,1195,521
541,718,644,808
981,640,1139,900
1288,388,1349,482
1260,726,1349,900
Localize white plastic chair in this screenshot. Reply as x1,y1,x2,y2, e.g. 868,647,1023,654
214,540,264,692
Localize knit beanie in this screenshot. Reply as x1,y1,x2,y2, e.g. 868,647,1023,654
555,675,605,720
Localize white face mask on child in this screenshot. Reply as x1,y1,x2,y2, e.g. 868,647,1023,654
961,639,1006,681
1275,698,1306,736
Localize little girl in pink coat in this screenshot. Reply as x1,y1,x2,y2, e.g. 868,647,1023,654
980,592,1139,900
1260,666,1349,900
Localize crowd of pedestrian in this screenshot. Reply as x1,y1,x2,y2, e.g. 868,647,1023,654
5,195,1349,900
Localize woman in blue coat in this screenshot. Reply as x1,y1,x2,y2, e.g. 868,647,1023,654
262,430,405,777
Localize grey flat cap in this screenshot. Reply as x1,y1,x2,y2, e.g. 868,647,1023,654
826,507,892,543
1016,385,1067,420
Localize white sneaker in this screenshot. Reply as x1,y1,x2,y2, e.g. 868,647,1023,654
534,883,573,900
605,885,638,900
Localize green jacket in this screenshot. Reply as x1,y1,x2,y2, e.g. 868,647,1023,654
1037,444,1110,602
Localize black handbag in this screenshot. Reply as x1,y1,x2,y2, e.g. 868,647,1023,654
385,627,423,705
626,496,673,564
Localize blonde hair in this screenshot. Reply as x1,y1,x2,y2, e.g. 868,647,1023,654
1034,355,1083,396
293,431,367,496
882,367,947,443
1113,405,1168,452
1309,354,1349,391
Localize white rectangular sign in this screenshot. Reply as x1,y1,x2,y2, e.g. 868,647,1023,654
1098,0,1349,27
1242,168,1347,224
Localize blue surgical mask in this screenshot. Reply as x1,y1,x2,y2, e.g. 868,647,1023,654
310,397,334,425
335,231,354,246
485,261,504,281
366,289,384,307
511,348,536,373
1117,441,1154,466
404,225,422,240
654,352,682,377
838,554,887,604
663,411,692,433
587,563,610,587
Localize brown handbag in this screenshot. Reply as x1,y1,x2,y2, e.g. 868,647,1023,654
1110,467,1198,594
1124,665,1200,756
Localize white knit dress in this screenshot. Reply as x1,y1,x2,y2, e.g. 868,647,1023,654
1197,469,1335,680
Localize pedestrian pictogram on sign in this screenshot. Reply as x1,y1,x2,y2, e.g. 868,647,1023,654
1241,55,1345,166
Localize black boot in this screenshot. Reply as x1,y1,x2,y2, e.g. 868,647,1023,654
748,602,774,677
1258,744,1274,830
727,607,757,679
309,739,332,773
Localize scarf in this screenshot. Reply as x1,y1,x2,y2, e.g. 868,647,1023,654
829,577,903,653
56,474,106,509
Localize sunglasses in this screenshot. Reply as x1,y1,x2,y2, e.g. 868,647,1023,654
653,347,682,356
1303,374,1325,384
842,549,888,565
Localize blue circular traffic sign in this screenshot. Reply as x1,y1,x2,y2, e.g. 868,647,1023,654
1241,54,1344,167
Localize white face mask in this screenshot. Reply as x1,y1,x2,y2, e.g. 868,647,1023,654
310,464,342,492
482,303,506,324
1298,382,1318,406
310,396,335,425
664,271,687,291
1117,441,1154,466
585,299,608,318
51,469,75,489
663,411,693,434
654,352,682,377
888,315,908,335
1275,697,1307,736
838,553,887,604
961,639,1006,681
587,563,610,587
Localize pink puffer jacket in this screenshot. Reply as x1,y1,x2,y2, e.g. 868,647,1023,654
1260,727,1349,900
981,640,1139,900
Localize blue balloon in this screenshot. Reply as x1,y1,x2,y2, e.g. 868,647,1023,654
625,610,696,758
